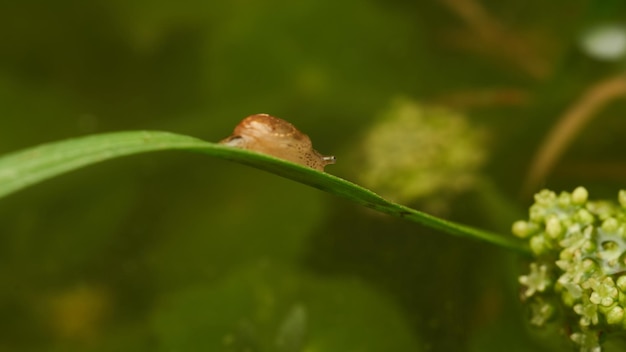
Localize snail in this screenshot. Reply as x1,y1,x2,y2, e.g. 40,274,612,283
220,114,336,171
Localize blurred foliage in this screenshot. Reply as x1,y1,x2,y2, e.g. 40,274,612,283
351,98,486,212
1,0,626,351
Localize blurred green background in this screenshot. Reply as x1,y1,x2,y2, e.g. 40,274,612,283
1,0,626,351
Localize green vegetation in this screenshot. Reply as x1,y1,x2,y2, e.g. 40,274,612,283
2,0,626,351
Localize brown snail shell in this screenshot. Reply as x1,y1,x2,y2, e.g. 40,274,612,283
220,114,335,171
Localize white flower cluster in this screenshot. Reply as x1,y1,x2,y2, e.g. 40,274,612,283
513,187,626,351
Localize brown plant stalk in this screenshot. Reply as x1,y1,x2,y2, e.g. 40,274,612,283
523,74,626,196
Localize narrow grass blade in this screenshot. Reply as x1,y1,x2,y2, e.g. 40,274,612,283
0,131,530,255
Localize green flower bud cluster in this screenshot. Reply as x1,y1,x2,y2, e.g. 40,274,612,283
356,98,486,210
513,187,626,351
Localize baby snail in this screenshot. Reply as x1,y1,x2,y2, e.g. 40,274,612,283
220,114,336,171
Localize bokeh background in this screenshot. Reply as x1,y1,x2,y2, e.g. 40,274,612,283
1,0,626,351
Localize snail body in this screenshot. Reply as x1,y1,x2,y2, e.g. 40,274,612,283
220,114,335,171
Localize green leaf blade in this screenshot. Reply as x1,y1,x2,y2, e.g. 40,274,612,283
0,130,529,255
